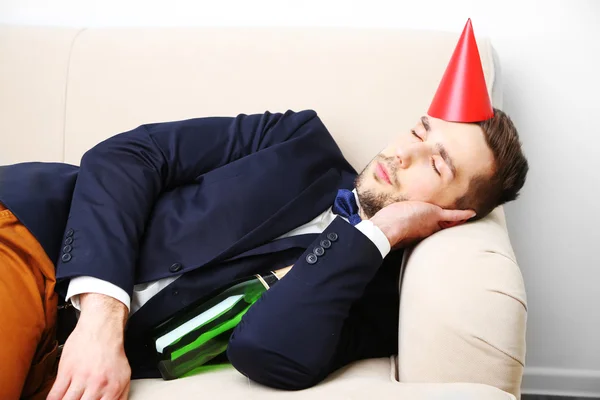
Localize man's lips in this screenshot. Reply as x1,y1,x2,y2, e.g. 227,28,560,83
375,162,392,185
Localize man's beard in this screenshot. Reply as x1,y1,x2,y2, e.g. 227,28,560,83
355,155,408,219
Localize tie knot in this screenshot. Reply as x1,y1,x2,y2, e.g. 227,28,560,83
332,189,361,226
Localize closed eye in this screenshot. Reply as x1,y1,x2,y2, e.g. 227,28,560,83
431,158,441,176
411,130,422,141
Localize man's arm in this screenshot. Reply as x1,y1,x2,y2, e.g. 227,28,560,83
49,110,341,400
227,217,391,389
56,110,335,298
227,203,476,390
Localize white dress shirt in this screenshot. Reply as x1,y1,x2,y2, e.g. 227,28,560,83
66,190,390,315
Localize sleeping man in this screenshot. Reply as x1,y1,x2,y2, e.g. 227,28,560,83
0,21,527,400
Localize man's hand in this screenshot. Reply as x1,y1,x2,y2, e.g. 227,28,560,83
370,201,476,248
48,293,131,400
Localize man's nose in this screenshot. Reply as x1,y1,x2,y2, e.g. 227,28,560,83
395,143,428,169
395,144,417,169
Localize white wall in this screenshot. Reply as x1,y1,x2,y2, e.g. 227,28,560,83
2,0,599,396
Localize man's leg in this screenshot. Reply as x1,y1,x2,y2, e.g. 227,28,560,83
0,203,59,400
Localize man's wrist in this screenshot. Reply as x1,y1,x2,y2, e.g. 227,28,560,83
354,220,391,258
369,216,393,244
66,276,132,312
369,215,407,249
79,293,128,332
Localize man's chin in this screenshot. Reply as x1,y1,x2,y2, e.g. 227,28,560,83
355,189,386,219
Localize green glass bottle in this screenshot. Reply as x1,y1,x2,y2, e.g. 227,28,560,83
151,267,291,380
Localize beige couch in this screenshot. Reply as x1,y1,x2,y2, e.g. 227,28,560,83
0,25,527,399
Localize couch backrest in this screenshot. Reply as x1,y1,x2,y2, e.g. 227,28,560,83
0,26,79,163
1,26,498,171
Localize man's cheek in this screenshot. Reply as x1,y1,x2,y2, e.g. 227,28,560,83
408,180,438,202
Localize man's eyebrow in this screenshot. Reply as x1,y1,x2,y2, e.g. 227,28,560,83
435,143,457,177
420,116,431,132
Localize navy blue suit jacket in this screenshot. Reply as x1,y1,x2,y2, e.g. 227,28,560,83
0,110,401,388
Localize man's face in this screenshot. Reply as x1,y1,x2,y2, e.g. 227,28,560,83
356,115,495,218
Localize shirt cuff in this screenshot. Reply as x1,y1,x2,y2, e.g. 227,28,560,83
65,276,131,312
354,220,391,258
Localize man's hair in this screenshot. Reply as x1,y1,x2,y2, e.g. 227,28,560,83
455,108,529,219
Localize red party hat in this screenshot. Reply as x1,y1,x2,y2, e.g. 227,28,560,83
428,19,494,122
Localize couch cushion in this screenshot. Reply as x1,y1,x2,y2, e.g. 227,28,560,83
398,207,527,398
129,358,515,399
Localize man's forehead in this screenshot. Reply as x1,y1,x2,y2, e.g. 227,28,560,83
425,115,471,130
423,114,483,139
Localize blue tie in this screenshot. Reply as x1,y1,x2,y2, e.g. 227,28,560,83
332,189,362,226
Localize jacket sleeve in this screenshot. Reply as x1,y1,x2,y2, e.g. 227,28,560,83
227,217,401,390
55,110,327,295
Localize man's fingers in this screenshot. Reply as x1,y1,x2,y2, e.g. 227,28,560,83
441,209,476,222
61,385,85,400
109,381,131,400
47,374,72,400
98,379,130,400
117,381,131,400
80,388,102,400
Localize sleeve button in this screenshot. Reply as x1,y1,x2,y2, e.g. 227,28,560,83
61,253,72,262
64,237,73,245
314,246,325,256
169,263,183,273
63,245,72,253
320,239,331,249
66,228,74,237
306,253,318,264
327,232,338,241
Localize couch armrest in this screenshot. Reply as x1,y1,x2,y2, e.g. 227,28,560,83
397,206,527,398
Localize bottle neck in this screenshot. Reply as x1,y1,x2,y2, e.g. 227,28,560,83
273,265,293,279
255,264,293,289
